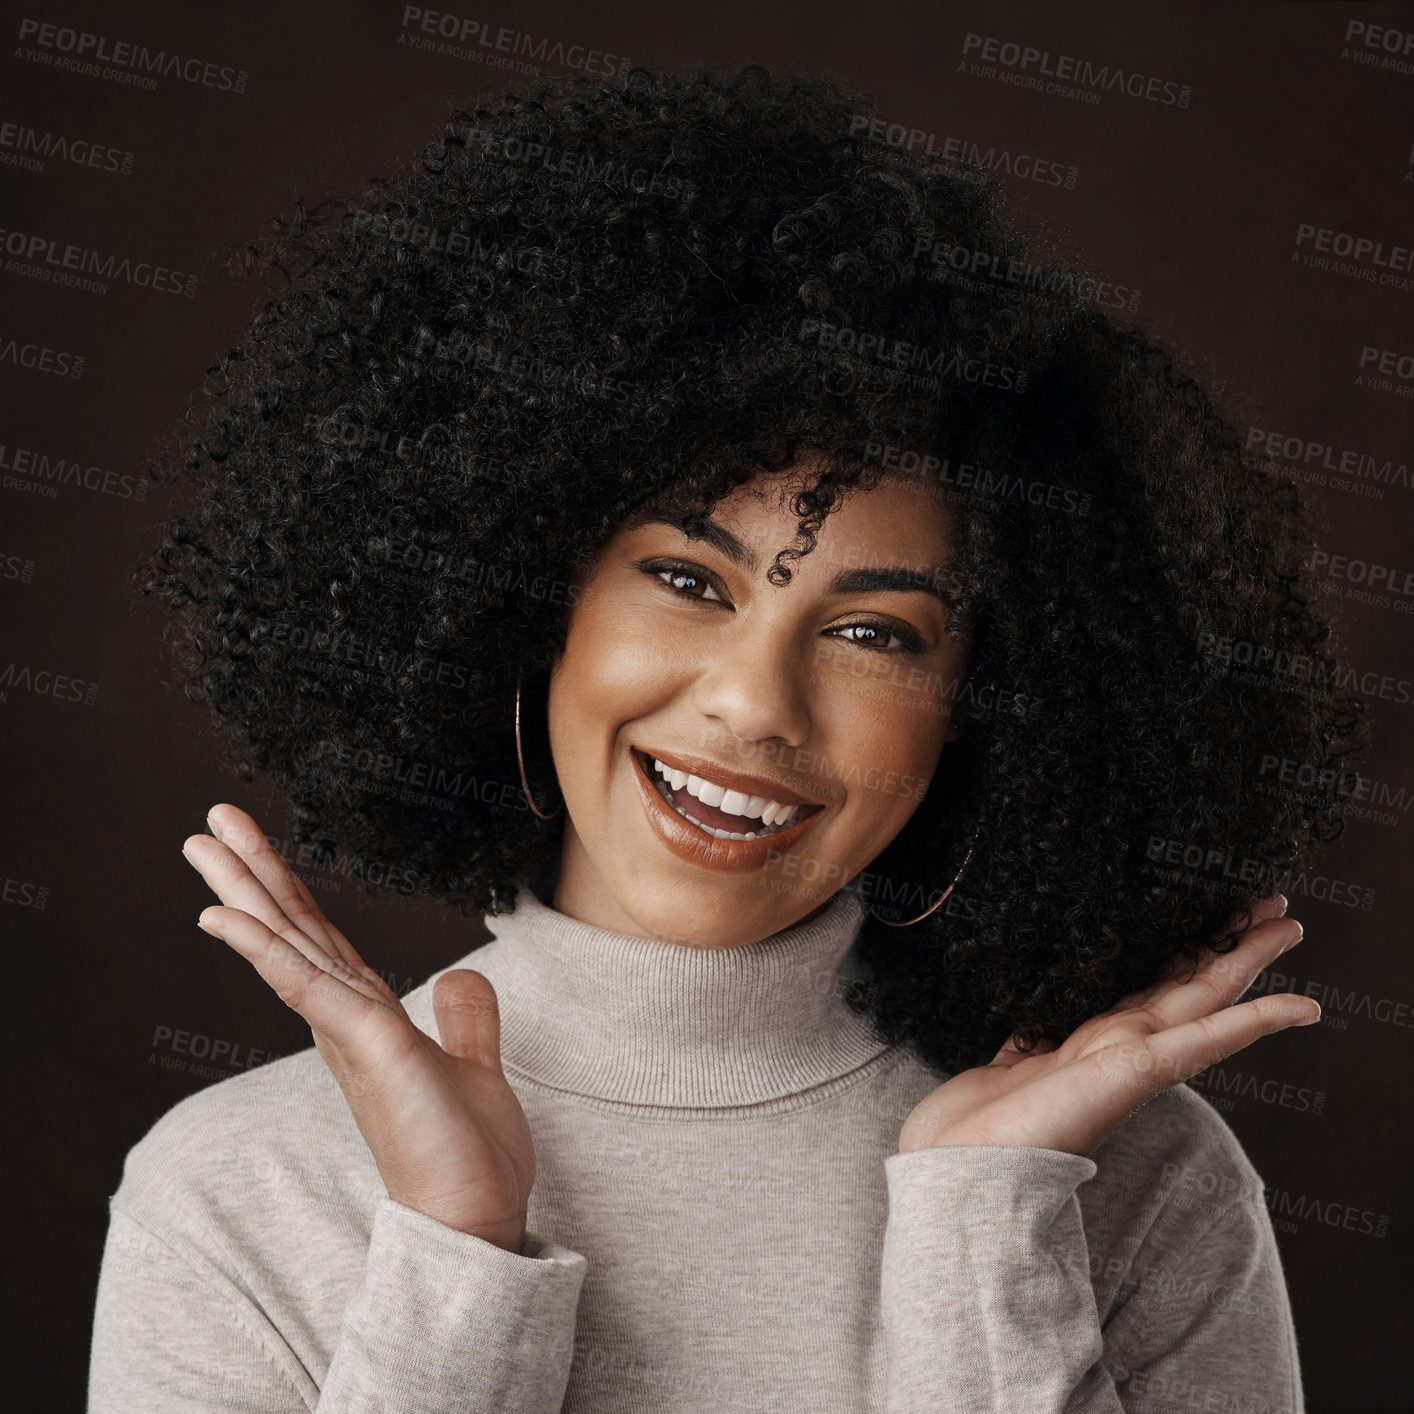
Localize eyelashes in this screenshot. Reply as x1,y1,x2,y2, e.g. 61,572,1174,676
638,557,926,655
647,559,726,604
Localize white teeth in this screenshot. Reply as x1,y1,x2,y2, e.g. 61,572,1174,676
652,762,688,791
646,753,805,836
691,775,725,808
649,755,800,827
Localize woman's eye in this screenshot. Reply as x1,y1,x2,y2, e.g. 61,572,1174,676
830,622,919,653
642,560,922,653
646,561,726,603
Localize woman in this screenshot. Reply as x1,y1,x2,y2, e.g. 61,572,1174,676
90,63,1361,1412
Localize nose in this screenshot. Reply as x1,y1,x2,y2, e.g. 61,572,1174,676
690,615,813,750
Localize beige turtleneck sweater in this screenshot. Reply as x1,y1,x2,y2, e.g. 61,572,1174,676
87,881,1306,1412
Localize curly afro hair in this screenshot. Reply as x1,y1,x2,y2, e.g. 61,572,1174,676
133,62,1367,1077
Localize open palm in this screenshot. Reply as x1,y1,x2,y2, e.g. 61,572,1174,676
182,802,536,1252
899,895,1320,1156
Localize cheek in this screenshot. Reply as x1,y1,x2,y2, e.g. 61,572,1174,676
548,596,677,743
827,693,947,824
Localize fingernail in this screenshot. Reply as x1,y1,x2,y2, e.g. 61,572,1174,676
1280,921,1304,952
1294,1004,1321,1026
1274,894,1288,917
197,919,216,935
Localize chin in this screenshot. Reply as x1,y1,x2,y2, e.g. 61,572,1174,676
610,863,834,948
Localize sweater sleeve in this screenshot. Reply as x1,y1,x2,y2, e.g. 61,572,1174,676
879,1145,1304,1413
88,1197,588,1414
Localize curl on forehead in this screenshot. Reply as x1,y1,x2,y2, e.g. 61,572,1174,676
608,439,970,608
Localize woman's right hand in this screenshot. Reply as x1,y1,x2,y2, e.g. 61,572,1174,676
182,802,535,1255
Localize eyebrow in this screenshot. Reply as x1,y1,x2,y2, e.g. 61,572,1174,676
625,509,959,609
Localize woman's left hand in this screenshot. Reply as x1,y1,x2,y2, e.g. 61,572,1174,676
898,894,1321,1157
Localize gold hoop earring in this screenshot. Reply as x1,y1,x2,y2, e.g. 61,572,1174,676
867,832,978,927
514,668,563,821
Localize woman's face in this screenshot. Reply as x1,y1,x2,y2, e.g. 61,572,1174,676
545,451,971,947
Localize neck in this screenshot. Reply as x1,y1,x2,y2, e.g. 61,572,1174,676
546,830,833,947
442,877,894,1109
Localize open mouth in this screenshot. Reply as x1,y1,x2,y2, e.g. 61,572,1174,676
629,746,824,842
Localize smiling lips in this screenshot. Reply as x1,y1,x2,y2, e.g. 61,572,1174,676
629,746,826,873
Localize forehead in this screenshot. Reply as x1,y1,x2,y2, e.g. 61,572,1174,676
622,456,960,566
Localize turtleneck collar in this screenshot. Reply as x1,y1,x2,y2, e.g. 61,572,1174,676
407,880,897,1110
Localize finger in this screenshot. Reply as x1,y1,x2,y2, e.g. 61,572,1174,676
432,970,505,1073
183,831,348,980
206,803,345,954
206,803,366,975
1140,915,1303,1031
198,905,402,1052
286,862,375,981
1135,991,1321,1091
1215,893,1287,939
182,833,390,1008
1132,894,1293,1001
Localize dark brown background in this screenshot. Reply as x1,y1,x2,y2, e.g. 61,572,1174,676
4,2,1412,1410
